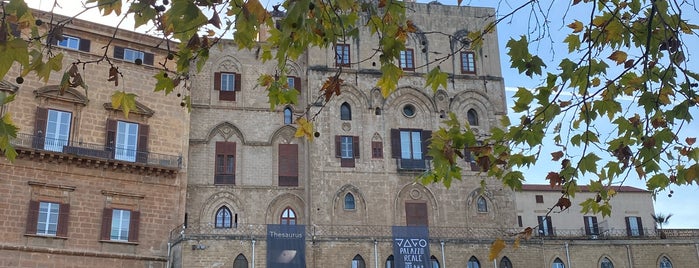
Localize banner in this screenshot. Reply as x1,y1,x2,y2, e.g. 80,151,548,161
392,226,430,268
266,224,306,268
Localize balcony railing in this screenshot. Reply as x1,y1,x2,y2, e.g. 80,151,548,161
170,224,699,242
10,133,181,169
396,158,430,171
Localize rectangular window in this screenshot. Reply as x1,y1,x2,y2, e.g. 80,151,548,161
214,72,241,101
115,121,139,162
371,141,383,159
221,73,236,92
399,49,415,70
537,216,554,236
44,109,71,152
335,44,350,67
113,46,154,65
584,216,599,235
278,144,299,186
26,200,69,237
335,135,359,167
101,208,139,242
287,76,302,91
517,215,523,227
535,195,544,203
460,51,476,74
111,209,131,241
56,36,80,50
626,216,644,236
391,129,431,170
215,141,236,184
37,202,60,236
405,202,428,226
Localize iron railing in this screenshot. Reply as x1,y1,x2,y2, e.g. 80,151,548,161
169,223,699,242
11,133,181,169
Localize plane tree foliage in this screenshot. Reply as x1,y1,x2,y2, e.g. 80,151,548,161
1,0,699,255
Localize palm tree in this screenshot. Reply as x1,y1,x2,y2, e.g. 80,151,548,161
651,213,673,239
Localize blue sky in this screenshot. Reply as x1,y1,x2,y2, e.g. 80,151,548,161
30,0,699,228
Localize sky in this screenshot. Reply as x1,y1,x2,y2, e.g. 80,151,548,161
28,0,699,228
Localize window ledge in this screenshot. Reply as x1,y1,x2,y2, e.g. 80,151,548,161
24,234,68,240
99,239,139,245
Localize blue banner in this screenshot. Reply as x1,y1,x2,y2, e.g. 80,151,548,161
392,226,430,268
266,224,306,268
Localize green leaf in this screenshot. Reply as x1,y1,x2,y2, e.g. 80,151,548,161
111,91,138,118
0,112,19,161
0,38,30,80
377,63,403,97
424,67,448,93
579,153,601,175
87,0,123,16
154,72,176,94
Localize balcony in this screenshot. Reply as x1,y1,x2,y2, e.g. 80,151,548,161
396,158,430,171
9,133,181,175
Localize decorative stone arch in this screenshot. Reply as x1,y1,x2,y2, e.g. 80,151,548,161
0,79,19,94
198,191,244,229
449,89,494,132
213,56,243,73
266,193,305,224
371,132,382,142
657,254,674,268
370,87,384,112
270,125,298,145
331,184,369,225
550,256,566,268
598,255,615,267
450,29,471,52
466,187,498,220
285,60,303,77
433,89,449,115
332,83,370,111
270,125,305,187
206,121,246,143
383,86,438,119
393,183,439,226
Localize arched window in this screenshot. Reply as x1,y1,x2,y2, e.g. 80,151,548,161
659,256,673,268
352,254,366,268
233,254,249,268
341,102,352,120
344,193,356,210
467,109,479,126
280,207,296,225
552,258,565,268
600,257,613,268
215,206,232,228
500,256,513,268
430,255,440,268
477,196,488,212
467,256,481,268
385,255,394,268
284,107,293,125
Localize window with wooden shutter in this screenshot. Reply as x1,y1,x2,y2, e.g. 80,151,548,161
128,211,140,242
405,202,428,226
371,141,383,158
136,124,149,163
100,208,139,242
33,107,48,149
336,135,359,167
105,119,117,157
537,216,554,236
56,203,70,237
278,144,299,186
584,216,599,235
100,208,113,240
214,72,240,101
625,216,643,236
25,200,40,234
215,141,236,184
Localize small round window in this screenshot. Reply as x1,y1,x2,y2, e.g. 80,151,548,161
402,104,416,117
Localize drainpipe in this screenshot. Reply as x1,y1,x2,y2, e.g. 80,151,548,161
626,244,633,268
493,259,497,268
565,242,571,268
440,240,446,268
252,239,256,268
166,242,171,268
374,240,378,268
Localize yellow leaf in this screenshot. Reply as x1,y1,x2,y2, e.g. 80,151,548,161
513,237,520,249
294,117,314,141
488,238,506,261
568,20,583,33
591,77,600,87
608,51,627,65
111,91,137,118
607,188,616,197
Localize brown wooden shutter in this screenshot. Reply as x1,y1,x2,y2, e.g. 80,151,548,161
546,216,554,235
583,216,591,235
335,136,342,158
78,38,91,52
405,202,428,226
637,217,644,236
128,210,140,242
234,73,242,91
33,107,48,149
294,77,301,91
136,124,149,163
353,136,360,158
101,208,113,240
592,216,599,234
214,72,221,91
214,142,236,184
25,200,40,234
105,119,117,158
421,130,432,159
113,46,125,59
278,144,299,186
143,52,154,65
57,203,70,237
372,141,383,158
390,129,400,158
